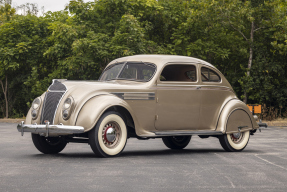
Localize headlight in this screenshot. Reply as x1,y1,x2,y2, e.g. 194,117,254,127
62,96,74,120
31,97,42,119
32,97,41,110
63,97,72,109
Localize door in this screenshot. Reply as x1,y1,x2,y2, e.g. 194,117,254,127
199,66,232,130
155,64,201,131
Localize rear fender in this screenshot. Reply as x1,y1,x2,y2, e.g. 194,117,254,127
216,99,259,134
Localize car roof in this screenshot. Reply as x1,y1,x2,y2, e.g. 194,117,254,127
107,55,215,69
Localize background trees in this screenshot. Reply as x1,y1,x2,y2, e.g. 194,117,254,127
0,0,287,119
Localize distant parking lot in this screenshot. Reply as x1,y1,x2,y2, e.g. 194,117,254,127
1,123,287,192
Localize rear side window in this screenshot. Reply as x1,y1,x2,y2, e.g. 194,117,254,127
160,64,197,82
201,67,221,82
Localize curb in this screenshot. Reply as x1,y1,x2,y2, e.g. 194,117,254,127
0,119,25,124
262,121,287,127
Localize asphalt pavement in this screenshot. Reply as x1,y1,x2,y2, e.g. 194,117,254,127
1,123,287,192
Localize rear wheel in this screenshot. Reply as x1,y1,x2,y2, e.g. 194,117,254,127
31,134,67,154
162,136,191,150
219,131,250,152
89,111,127,157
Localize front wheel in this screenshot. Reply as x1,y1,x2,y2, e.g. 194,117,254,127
31,134,67,154
219,131,250,152
89,111,127,157
162,136,191,150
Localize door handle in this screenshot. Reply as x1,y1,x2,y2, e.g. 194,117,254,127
196,86,201,90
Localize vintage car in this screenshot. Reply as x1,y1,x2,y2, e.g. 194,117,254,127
17,55,262,157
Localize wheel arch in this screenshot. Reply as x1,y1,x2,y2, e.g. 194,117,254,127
216,99,258,133
75,94,138,133
104,105,136,138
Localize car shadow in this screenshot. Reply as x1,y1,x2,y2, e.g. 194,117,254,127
121,148,262,157
28,148,263,159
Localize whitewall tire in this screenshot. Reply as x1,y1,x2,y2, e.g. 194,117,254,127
219,131,250,152
89,111,127,157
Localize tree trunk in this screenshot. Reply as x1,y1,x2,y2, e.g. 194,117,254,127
0,75,8,118
243,21,254,104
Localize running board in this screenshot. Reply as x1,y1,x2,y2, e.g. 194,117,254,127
154,131,223,136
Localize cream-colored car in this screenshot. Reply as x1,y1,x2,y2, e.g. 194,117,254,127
17,55,261,157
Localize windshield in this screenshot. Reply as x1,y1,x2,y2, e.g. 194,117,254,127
99,62,156,82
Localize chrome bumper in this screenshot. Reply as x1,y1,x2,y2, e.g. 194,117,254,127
258,122,268,128
17,121,85,137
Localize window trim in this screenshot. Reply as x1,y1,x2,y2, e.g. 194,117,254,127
200,66,222,83
158,63,199,84
99,61,157,82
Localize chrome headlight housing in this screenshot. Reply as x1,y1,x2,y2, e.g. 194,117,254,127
31,97,42,119
62,96,74,120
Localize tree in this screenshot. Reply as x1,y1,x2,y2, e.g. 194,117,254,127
0,0,287,119
16,3,41,16
0,0,15,25
0,15,51,118
215,0,286,103
0,0,15,118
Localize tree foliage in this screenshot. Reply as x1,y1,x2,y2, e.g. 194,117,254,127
0,0,287,119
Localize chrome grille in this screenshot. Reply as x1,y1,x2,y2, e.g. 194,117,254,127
49,80,67,91
40,80,66,124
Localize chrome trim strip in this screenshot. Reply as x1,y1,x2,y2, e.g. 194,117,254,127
157,84,198,87
112,92,155,100
156,85,232,91
17,121,84,136
200,85,230,88
156,86,197,90
155,131,223,136
157,84,230,89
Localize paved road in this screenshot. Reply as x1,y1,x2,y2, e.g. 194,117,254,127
1,123,287,192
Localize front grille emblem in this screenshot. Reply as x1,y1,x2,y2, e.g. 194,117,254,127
44,120,49,124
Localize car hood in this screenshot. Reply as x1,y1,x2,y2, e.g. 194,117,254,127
55,80,151,102
63,80,146,90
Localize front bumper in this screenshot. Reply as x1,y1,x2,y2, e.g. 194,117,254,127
17,121,85,137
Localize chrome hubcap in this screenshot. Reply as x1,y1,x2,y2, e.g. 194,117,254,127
105,127,116,143
102,122,121,148
230,132,244,144
232,132,241,139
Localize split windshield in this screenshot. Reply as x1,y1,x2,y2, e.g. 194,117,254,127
99,62,156,82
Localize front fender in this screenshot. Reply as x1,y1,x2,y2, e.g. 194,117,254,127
25,108,32,124
216,99,259,133
75,94,139,132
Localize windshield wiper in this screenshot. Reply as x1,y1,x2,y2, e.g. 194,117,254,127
104,78,147,82
104,78,130,81
104,78,118,81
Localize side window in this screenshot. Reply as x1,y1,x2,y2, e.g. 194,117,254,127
118,63,156,81
201,67,221,82
160,64,197,82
